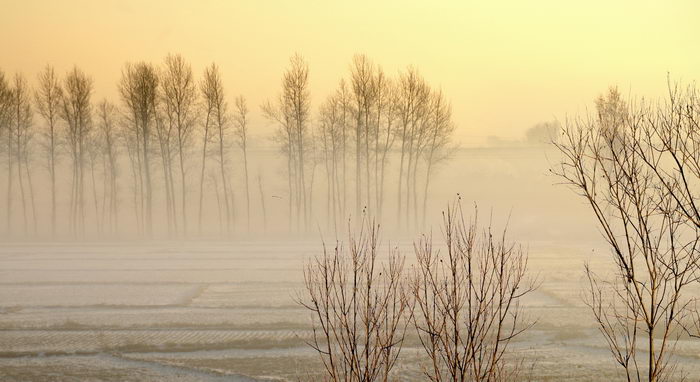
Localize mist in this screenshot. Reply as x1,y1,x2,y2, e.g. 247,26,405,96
2,2,700,381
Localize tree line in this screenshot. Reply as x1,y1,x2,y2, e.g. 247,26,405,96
0,53,455,239
262,54,455,235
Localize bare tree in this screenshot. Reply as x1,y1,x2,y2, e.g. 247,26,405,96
262,93,295,231
119,62,158,237
350,55,375,218
318,94,342,231
213,74,232,235
198,64,217,234
552,85,700,382
198,63,231,235
233,95,250,233
60,67,93,237
97,100,119,235
10,74,35,235
161,54,197,236
34,65,63,237
372,69,396,222
86,127,103,236
154,96,178,237
286,54,312,231
420,89,455,228
412,199,535,382
0,71,12,235
299,217,411,381
337,80,351,222
396,68,430,230
262,54,312,233
121,110,143,235
524,120,560,145
257,172,267,235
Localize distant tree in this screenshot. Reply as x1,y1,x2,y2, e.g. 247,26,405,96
262,93,294,231
373,69,396,222
420,89,455,228
262,54,311,233
350,54,375,218
213,74,232,234
595,86,627,139
0,71,12,235
60,67,93,237
122,112,144,235
285,54,312,231
161,54,197,236
233,95,250,233
97,100,119,235
524,120,560,145
257,172,267,234
154,93,178,237
85,126,103,235
318,94,342,231
198,63,217,235
34,65,63,237
11,74,35,235
119,62,158,237
336,80,351,221
396,68,430,230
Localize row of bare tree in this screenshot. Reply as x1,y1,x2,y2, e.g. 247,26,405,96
263,54,455,235
0,56,249,239
0,54,456,239
300,199,535,381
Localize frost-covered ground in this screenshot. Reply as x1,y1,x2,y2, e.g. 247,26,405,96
1,146,699,381
1,241,699,381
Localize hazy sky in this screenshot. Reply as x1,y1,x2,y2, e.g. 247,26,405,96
1,0,698,145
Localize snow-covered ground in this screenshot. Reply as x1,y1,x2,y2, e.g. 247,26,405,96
0,147,698,380
1,241,698,381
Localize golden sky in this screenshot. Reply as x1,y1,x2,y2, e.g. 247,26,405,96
1,0,698,145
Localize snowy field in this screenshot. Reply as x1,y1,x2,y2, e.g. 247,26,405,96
1,241,699,381
1,148,699,381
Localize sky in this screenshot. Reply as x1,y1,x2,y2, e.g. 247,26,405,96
1,0,698,146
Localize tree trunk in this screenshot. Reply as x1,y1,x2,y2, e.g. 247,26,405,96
6,127,13,235
211,174,223,235
160,151,173,237
90,158,101,236
198,116,210,235
24,159,38,235
179,139,188,237
50,131,56,238
142,126,152,238
396,130,406,229
168,152,179,236
257,173,267,235
243,146,250,234
356,114,362,219
16,134,27,235
421,160,433,230
219,136,231,235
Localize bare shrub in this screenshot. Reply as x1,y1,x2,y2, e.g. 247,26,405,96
411,199,535,382
299,218,411,382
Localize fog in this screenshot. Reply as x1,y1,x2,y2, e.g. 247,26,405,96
5,140,699,380
2,2,700,381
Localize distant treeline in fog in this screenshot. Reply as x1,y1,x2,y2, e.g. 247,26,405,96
0,54,457,239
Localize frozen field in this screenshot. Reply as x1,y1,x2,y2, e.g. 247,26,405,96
1,241,699,381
